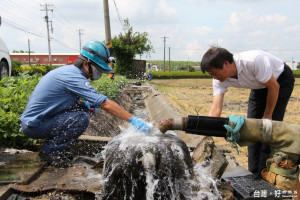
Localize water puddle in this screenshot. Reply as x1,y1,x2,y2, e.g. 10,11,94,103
0,151,43,183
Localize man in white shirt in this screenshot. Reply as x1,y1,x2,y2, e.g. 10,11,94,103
201,46,295,176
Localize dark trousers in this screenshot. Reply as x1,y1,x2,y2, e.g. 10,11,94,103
22,110,90,156
247,64,294,175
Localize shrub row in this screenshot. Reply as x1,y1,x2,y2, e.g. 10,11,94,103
150,70,300,79
293,70,300,78
150,70,212,79
11,60,60,76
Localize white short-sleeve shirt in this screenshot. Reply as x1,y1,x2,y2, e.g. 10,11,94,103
213,50,284,96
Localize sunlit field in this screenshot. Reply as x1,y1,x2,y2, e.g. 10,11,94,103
151,78,300,125
151,78,300,169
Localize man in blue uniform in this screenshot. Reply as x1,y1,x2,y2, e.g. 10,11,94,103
20,40,151,167
200,46,294,176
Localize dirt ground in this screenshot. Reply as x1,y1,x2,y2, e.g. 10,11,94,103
151,78,300,169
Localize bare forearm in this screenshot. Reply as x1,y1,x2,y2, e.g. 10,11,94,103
209,106,222,117
209,93,224,117
264,88,279,119
263,75,280,119
100,100,132,121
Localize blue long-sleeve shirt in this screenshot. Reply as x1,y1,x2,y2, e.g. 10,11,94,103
20,65,108,127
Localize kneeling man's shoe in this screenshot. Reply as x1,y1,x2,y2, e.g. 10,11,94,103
38,152,72,168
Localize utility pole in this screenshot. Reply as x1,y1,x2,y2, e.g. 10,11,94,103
162,36,168,72
169,47,171,72
41,4,53,65
28,39,31,66
77,28,84,51
103,0,112,51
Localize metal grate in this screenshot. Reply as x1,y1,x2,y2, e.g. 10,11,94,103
223,174,290,199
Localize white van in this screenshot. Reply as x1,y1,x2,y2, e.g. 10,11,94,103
0,37,11,80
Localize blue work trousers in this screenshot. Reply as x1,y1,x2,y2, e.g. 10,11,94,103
22,111,90,156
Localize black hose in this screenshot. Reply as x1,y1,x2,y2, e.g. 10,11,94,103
186,115,229,137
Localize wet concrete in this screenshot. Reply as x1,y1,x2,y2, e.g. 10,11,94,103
0,151,103,199
0,83,155,199
0,151,42,184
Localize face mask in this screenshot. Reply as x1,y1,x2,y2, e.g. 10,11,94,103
91,65,103,80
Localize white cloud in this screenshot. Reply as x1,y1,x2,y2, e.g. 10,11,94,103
191,26,214,36
1,0,300,62
224,11,289,35
257,14,288,26
284,25,300,32
185,40,203,59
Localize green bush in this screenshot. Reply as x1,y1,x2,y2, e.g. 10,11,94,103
293,70,300,78
188,67,195,72
151,70,212,79
150,69,300,79
12,64,60,77
20,65,47,75
91,74,129,99
11,60,22,76
0,73,42,148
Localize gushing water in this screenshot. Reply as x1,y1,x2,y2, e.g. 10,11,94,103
100,125,222,200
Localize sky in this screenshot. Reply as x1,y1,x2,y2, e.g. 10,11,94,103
1,0,300,63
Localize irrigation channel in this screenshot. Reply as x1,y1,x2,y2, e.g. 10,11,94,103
0,83,282,200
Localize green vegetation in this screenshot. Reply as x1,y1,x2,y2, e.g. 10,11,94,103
11,60,60,76
150,70,211,79
12,50,34,53
0,73,128,149
91,74,129,99
293,70,300,77
149,69,300,79
148,60,201,71
0,73,42,148
11,60,22,76
112,19,153,78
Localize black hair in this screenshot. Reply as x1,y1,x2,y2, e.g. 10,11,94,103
201,46,233,73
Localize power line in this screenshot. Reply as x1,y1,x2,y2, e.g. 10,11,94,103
0,0,45,28
0,0,89,53
112,0,126,32
53,5,80,31
52,38,78,51
153,47,300,51
2,16,78,52
2,17,46,38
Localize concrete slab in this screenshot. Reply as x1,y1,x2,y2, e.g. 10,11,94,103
222,166,252,178
0,154,103,199
11,165,102,194
144,85,202,148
